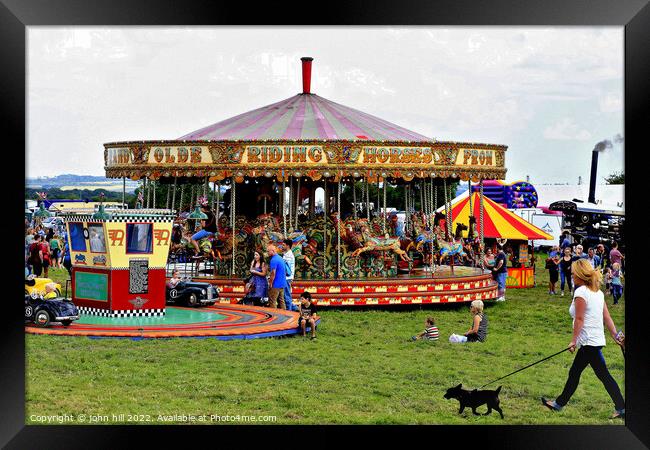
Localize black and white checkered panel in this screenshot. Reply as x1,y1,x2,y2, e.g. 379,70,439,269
62,211,175,223
78,306,166,317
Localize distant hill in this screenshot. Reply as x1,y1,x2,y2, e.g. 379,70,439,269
26,174,139,193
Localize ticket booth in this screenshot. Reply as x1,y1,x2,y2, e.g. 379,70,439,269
63,210,174,317
505,242,535,289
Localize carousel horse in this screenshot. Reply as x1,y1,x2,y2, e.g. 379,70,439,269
330,213,364,255
438,223,468,264
215,226,250,261
350,219,412,262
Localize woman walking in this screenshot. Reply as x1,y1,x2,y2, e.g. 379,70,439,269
558,247,573,296
541,259,625,419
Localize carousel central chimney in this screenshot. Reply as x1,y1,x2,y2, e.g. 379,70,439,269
301,57,314,94
588,150,598,204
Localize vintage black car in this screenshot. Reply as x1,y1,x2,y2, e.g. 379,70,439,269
166,278,218,307
25,294,80,327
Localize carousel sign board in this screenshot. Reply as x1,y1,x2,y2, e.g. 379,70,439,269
147,146,213,165
456,148,498,167
242,145,325,164
104,141,507,180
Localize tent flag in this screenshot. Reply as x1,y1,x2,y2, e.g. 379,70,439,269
448,192,553,240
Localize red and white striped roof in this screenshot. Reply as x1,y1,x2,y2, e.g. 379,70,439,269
178,93,433,142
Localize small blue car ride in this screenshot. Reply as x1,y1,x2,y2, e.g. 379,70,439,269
166,278,218,307
25,294,80,327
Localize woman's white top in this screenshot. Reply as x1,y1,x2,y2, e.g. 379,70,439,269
569,285,606,347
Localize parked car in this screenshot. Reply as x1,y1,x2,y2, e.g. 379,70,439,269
41,216,65,230
166,278,218,307
25,276,62,298
25,294,79,327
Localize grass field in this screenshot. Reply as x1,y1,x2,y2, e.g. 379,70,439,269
26,264,625,425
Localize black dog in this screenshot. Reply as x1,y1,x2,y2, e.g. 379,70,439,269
443,384,504,419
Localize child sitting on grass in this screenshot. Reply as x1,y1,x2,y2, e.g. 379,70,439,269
298,291,319,340
411,317,439,341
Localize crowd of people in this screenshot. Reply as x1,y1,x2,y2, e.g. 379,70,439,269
25,220,71,279
545,233,624,304
242,241,319,338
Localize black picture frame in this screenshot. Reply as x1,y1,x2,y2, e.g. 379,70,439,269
3,0,649,448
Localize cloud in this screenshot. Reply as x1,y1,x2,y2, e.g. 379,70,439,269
544,118,592,141
599,92,622,112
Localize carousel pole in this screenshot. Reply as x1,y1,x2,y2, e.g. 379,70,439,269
448,180,454,235
365,179,370,220
282,179,287,236
204,176,208,199
434,180,438,211
337,179,342,279
323,180,328,279
122,177,126,209
420,180,424,215
152,180,156,208
295,177,301,231
443,178,448,240
382,178,387,235
166,180,171,210
180,183,185,212
215,181,220,233
230,177,236,277
288,177,293,231
352,180,357,220
479,178,485,265
376,180,380,219
468,180,473,216
143,178,148,208
404,184,408,235
212,181,216,212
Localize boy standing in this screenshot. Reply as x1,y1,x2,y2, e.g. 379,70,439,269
282,239,296,311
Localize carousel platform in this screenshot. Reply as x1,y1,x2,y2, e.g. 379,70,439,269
200,265,498,307
25,304,318,339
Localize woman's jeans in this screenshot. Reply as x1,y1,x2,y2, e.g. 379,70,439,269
556,345,625,411
560,270,572,292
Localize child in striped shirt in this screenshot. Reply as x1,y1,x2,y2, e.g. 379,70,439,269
412,317,439,341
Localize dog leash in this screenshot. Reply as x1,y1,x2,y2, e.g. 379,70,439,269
479,347,570,389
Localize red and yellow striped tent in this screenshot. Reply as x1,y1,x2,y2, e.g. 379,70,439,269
445,192,553,240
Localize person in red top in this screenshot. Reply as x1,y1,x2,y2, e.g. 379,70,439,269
29,235,42,276
609,242,624,272
40,237,51,278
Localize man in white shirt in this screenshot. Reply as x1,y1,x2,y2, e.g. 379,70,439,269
282,239,296,311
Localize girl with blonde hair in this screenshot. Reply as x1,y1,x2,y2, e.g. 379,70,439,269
542,258,626,419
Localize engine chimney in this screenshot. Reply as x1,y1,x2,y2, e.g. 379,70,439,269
301,57,313,94
588,150,598,204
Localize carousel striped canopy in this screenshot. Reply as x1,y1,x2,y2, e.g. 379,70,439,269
447,192,553,241
178,94,433,142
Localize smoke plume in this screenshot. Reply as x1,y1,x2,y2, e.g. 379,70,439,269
593,139,612,152
593,134,623,152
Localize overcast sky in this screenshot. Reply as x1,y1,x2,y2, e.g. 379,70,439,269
27,26,624,185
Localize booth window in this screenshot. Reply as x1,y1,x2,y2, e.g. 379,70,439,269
88,224,107,253
68,222,87,252
126,223,153,254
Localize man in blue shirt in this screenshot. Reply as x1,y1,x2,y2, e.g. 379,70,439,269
267,244,287,309
586,247,601,269
560,231,572,251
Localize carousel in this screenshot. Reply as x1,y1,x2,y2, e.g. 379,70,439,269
103,57,508,307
